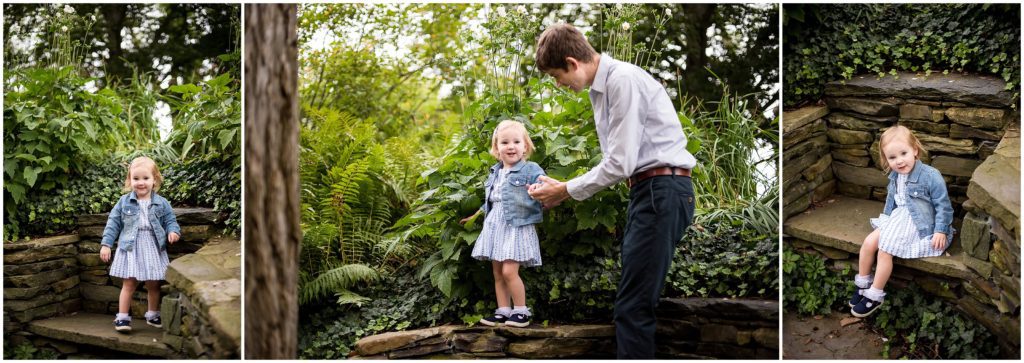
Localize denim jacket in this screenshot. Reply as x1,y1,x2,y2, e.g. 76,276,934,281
100,192,181,252
883,160,955,239
481,160,545,227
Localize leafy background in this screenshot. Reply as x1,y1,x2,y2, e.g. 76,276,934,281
294,3,779,358
783,3,1021,107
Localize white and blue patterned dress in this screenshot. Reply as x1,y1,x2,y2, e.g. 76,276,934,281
471,169,542,267
871,173,947,258
110,199,171,281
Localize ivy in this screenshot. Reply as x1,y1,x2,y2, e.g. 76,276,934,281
784,4,1020,106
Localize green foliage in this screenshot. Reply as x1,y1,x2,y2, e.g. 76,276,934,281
782,247,853,315
160,158,241,235
784,4,1021,106
872,284,999,359
2,339,59,360
668,225,778,298
163,73,242,169
3,66,135,237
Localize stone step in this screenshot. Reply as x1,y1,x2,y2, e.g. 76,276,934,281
26,312,170,358
784,195,972,280
824,72,1013,108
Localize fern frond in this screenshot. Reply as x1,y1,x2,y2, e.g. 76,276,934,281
299,263,380,305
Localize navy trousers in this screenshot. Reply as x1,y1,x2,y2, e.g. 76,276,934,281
615,175,695,359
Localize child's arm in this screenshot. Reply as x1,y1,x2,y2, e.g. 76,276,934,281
460,209,482,225
99,197,125,263
927,171,954,237
161,198,182,243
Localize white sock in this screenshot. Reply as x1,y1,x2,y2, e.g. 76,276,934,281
116,313,131,321
854,274,873,289
145,310,159,319
495,307,512,317
512,306,530,316
862,287,886,302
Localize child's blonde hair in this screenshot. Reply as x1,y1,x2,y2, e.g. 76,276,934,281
123,157,163,192
490,120,535,160
878,125,927,173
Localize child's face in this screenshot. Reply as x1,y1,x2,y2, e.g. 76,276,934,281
130,165,156,198
495,128,527,167
882,138,918,174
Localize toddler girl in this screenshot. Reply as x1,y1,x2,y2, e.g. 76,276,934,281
851,126,954,317
100,157,181,332
460,120,545,327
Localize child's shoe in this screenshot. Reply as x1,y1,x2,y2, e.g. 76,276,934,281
479,313,507,326
849,288,865,308
114,319,132,333
851,297,883,317
505,313,530,328
146,315,163,328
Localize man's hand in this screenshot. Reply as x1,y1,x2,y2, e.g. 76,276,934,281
528,176,570,209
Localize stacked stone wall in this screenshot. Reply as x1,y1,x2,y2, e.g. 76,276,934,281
3,236,83,334
348,298,778,359
783,106,834,219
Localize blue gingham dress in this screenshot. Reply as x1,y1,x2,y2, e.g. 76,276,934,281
471,169,542,267
870,173,946,258
109,199,170,281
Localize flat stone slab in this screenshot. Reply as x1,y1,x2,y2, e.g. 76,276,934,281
3,235,79,252
659,297,779,321
967,126,1020,236
77,208,220,226
784,195,971,280
27,313,170,358
825,72,1013,108
783,106,829,134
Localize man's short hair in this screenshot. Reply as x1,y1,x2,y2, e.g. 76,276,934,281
535,23,598,72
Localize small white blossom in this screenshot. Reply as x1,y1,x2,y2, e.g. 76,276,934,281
61,26,68,32
621,22,631,31
516,5,527,14
666,8,673,17
63,5,75,14
496,6,506,17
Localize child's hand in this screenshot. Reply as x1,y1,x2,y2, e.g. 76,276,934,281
459,216,473,225
931,233,947,250
168,232,180,244
100,246,112,263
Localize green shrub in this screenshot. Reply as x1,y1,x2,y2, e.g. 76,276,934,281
784,4,1020,106
668,225,778,298
782,246,854,315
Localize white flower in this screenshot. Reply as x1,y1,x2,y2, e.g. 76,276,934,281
496,6,506,17
621,22,631,31
61,26,68,32
516,5,527,14
666,8,673,17
63,5,75,14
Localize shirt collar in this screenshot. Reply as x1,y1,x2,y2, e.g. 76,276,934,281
490,159,528,173
889,159,925,182
590,54,613,94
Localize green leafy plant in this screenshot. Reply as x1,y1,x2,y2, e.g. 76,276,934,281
784,4,1020,106
163,72,242,169
782,247,853,315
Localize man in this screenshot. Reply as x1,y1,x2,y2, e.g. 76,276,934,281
527,23,696,359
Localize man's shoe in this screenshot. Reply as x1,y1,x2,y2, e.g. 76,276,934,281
479,313,507,326
146,315,162,328
849,288,865,308
114,319,132,332
851,297,883,318
505,313,530,328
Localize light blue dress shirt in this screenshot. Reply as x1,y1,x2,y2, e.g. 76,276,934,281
566,54,697,200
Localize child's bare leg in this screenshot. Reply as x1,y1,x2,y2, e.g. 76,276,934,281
501,261,526,307
871,250,894,291
145,280,161,312
491,261,510,309
119,278,137,314
858,229,881,276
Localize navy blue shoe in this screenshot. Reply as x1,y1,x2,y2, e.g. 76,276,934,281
480,313,507,326
849,288,865,308
505,313,530,328
851,297,883,317
114,319,132,332
146,315,162,328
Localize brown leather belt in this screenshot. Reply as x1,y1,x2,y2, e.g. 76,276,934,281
627,167,691,188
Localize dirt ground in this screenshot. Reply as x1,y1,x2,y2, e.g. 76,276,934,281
783,310,899,359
